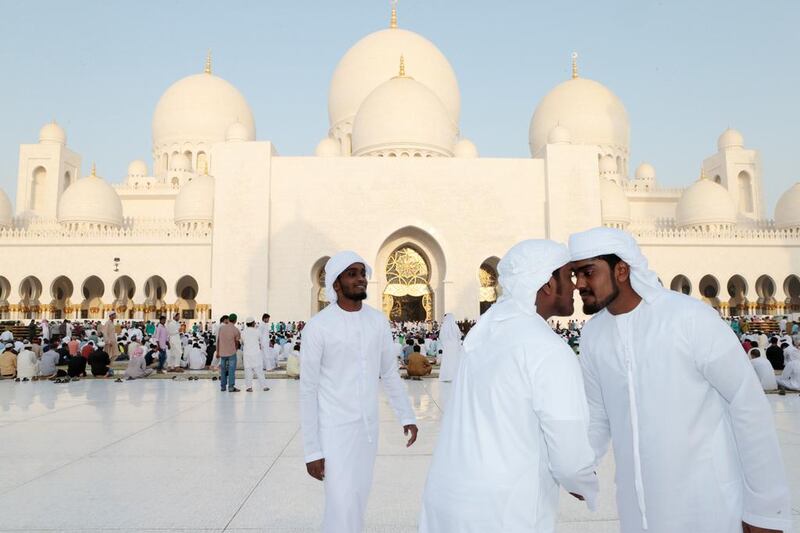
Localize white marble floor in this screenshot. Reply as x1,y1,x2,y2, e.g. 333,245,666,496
0,378,797,532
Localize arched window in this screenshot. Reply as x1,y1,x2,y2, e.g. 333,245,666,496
31,166,47,211
738,171,754,213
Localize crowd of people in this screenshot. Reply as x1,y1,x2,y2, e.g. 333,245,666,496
1,308,797,396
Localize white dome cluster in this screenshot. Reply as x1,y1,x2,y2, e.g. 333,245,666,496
351,70,458,157
775,183,800,230
58,166,123,229
675,176,736,231
328,27,460,144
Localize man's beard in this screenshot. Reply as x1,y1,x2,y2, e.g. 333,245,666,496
582,279,619,314
342,287,368,301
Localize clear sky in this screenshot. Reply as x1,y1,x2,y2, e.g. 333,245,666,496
1,0,798,213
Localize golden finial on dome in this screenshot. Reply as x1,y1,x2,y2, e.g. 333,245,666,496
699,166,707,180
390,0,398,28
204,50,212,74
399,54,406,77
571,52,578,79
91,162,97,177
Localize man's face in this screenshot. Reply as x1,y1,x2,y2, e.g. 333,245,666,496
572,258,619,314
551,264,576,316
334,263,368,301
160,317,166,324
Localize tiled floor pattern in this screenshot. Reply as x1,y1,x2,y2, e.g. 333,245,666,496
0,379,797,532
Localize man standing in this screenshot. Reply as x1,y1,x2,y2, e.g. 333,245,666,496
154,315,169,373
100,312,120,363
300,251,417,533
166,312,183,370
216,314,240,392
419,240,597,532
259,313,275,371
569,227,790,533
241,317,269,392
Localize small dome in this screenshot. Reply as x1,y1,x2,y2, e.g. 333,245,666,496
329,28,460,137
718,128,744,151
351,75,457,157
675,178,736,228
635,162,656,180
39,122,66,145
530,77,629,157
226,121,249,142
315,137,341,157
127,160,148,178
599,178,630,227
547,124,572,144
58,168,123,227
453,139,478,158
174,174,214,224
152,72,255,148
170,152,191,171
0,188,13,228
774,182,800,229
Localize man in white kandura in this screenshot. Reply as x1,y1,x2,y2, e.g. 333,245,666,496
299,250,418,533
166,312,183,370
436,313,463,382
419,240,598,532
569,227,791,533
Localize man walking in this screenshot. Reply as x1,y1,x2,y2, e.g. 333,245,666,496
419,240,597,532
569,227,790,533
300,251,417,533
216,314,240,392
154,315,168,373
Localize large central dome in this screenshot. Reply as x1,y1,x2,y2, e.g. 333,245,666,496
152,66,255,150
328,27,460,143
529,75,629,159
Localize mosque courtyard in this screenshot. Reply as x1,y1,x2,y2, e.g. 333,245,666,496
0,378,797,532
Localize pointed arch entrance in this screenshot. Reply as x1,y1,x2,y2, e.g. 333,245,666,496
383,247,432,322
376,227,446,323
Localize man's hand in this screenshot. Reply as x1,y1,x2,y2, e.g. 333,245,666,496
306,458,325,481
742,523,781,533
404,424,418,447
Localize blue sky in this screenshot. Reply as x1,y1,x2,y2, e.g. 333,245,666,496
1,0,798,213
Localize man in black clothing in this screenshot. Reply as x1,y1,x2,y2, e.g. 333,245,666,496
766,336,785,370
56,342,71,365
88,345,113,377
67,354,87,378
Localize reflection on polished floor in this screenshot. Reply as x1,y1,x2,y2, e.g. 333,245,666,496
0,379,797,532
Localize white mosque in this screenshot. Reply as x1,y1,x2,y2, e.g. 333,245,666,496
1,7,799,324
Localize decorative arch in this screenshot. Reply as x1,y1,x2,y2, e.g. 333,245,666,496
175,275,199,319
669,274,691,295
0,276,10,319
30,166,47,212
698,274,720,310
737,171,754,213
726,275,748,316
376,226,446,323
19,276,43,315
112,275,136,316
755,275,777,314
478,256,501,315
50,276,74,319
310,256,330,315
784,275,800,313
80,275,105,319
144,275,167,319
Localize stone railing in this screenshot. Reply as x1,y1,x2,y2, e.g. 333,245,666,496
0,216,211,243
